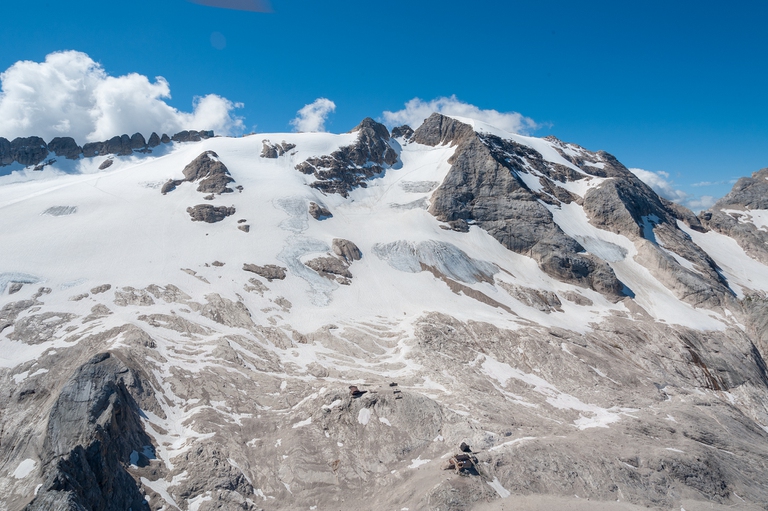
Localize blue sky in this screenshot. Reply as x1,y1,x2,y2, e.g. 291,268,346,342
0,0,766,207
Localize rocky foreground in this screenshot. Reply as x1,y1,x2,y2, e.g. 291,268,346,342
1,114,768,510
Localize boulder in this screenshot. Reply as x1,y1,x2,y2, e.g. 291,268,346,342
309,202,333,220
332,238,362,263
186,204,236,223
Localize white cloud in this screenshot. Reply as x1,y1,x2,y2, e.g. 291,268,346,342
0,50,244,143
684,195,717,211
629,168,689,203
382,95,538,134
290,98,336,132
629,167,719,212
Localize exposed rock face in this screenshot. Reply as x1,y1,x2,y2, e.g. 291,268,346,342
295,118,399,196
129,132,146,150
147,132,161,147
391,125,414,140
47,137,82,160
160,133,171,144
308,202,332,220
83,134,133,157
700,168,768,265
171,130,214,143
332,238,362,263
163,151,235,196
26,352,153,511
243,263,287,281
7,137,49,166
419,114,623,297
420,113,732,306
260,140,296,158
186,204,236,223
0,137,12,165
306,256,352,283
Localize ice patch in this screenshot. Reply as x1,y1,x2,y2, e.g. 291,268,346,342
379,417,391,426
487,477,511,498
12,458,36,479
572,235,627,262
373,240,497,284
278,236,337,306
292,417,312,428
0,272,39,293
357,407,372,426
408,457,430,469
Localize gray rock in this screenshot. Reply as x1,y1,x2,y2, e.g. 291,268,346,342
391,125,414,140
26,352,153,511
261,140,296,158
238,224,250,232
306,256,352,280
186,204,236,223
243,263,287,281
309,202,333,220
8,282,23,294
147,132,161,147
129,132,146,150
98,159,113,170
0,136,12,165
498,282,563,313
10,136,48,166
90,284,111,295
332,238,362,263
700,168,768,265
160,133,171,144
47,137,81,160
295,117,399,196
173,151,235,195
171,130,214,143
419,114,624,298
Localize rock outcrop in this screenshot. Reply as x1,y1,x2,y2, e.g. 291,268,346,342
0,137,49,166
700,168,768,265
332,238,361,263
186,204,236,223
26,352,153,511
171,130,214,143
308,202,332,220
260,140,296,158
295,118,399,196
47,137,82,160
243,263,287,281
163,151,235,195
418,114,624,297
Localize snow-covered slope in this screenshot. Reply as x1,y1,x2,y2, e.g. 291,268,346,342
1,116,768,511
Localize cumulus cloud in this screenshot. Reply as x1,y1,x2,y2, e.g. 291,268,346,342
382,95,539,134
629,167,719,212
629,168,689,203
685,195,717,210
290,98,336,132
0,50,244,143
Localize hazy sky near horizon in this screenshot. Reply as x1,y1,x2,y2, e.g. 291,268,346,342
0,0,766,208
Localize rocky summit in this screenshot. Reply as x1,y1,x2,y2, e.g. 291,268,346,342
1,115,768,511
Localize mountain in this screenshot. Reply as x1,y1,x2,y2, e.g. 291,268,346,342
1,114,768,511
